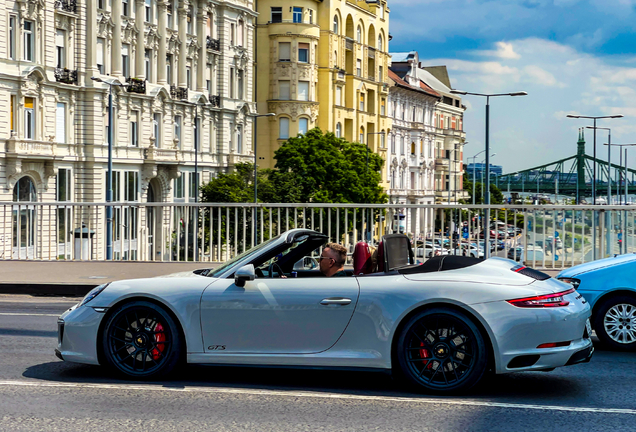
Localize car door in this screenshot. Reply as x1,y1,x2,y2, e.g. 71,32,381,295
200,276,360,354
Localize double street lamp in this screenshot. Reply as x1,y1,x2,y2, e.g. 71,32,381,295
91,76,130,260
451,90,527,258
566,114,623,204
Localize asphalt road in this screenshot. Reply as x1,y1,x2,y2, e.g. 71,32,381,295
1,295,636,432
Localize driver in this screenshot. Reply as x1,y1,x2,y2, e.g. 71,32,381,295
319,243,348,277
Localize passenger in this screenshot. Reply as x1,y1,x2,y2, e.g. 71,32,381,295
319,243,348,277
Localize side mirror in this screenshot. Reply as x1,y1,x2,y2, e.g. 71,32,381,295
234,264,255,287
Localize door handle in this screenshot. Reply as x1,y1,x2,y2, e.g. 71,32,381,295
320,297,352,306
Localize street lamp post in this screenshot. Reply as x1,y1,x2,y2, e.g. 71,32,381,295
468,150,486,205
480,153,496,204
452,90,527,258
586,126,612,205
566,115,623,204
603,143,636,204
91,76,129,260
250,113,276,203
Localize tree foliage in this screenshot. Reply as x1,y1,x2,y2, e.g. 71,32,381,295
462,173,504,205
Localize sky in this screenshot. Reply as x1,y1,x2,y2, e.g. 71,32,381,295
388,0,636,173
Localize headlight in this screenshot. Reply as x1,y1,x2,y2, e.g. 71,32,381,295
80,283,110,306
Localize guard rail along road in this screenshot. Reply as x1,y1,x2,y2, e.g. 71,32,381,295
6,202,636,270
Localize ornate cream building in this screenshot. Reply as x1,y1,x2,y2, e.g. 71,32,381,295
0,0,256,259
254,0,391,178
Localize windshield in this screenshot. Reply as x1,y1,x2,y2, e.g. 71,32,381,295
206,234,282,277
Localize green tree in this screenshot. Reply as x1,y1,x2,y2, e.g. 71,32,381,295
462,173,504,205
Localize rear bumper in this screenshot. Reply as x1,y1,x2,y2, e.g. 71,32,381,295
566,345,594,366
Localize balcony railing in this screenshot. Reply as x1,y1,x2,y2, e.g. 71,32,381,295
126,77,146,94
368,74,376,82
209,94,221,107
368,47,376,59
170,85,188,100
54,68,78,85
54,0,77,13
206,36,220,51
2,202,634,268
345,38,354,51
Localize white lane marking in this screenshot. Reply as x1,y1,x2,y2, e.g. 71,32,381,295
0,379,634,415
0,313,59,317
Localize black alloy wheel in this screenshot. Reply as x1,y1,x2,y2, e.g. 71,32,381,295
593,295,636,351
396,308,488,394
102,301,182,379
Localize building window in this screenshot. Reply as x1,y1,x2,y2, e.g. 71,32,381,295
298,118,308,135
145,0,152,22
236,125,243,153
298,81,309,101
153,113,162,147
10,95,16,132
380,131,385,148
174,115,182,144
186,66,191,89
122,44,130,77
237,70,244,99
356,25,361,43
380,99,385,115
229,68,235,98
24,20,34,62
124,171,139,202
9,16,16,60
145,50,152,81
293,7,302,23
333,15,339,34
279,80,290,100
298,43,309,63
279,117,289,139
335,122,342,138
24,97,35,139
391,134,395,153
166,54,172,84
230,23,235,45
189,172,199,199
335,86,342,106
174,175,184,199
309,9,313,24
359,126,364,143
56,102,66,143
400,136,405,154
237,19,244,46
97,38,105,73
187,9,192,33
56,29,66,68
379,66,383,82
57,169,71,202
378,35,383,51
130,110,139,147
122,0,129,16
359,93,365,111
279,42,291,61
271,7,282,23
411,141,416,154
356,59,361,76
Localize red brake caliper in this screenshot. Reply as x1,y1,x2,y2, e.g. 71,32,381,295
152,322,166,361
420,342,433,369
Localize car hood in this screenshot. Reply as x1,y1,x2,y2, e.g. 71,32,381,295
557,254,636,278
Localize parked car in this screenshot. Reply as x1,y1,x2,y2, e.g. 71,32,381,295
415,241,448,258
558,254,636,350
56,229,593,394
508,245,545,263
449,243,484,258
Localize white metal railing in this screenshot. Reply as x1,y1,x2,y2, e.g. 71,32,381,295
3,202,636,269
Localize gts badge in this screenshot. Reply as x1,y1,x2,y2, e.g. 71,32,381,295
208,345,226,351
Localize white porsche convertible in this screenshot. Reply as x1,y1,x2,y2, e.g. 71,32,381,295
56,229,593,393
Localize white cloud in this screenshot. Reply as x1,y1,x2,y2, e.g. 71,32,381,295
524,65,561,87
476,42,521,59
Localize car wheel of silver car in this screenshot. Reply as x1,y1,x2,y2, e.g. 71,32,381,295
102,301,182,379
396,308,488,394
594,296,636,350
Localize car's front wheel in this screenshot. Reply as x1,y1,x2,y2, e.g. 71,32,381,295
395,308,488,394
102,301,182,379
594,296,636,350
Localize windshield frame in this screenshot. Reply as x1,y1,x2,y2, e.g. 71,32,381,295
206,234,282,278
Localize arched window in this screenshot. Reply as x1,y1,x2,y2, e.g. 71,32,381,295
411,141,415,155
12,176,37,258
333,15,339,34
359,126,365,143
279,117,290,139
298,117,309,135
356,25,362,43
335,122,342,138
378,35,383,52
380,130,386,148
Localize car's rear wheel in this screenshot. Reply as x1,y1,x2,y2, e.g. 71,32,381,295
102,301,182,379
395,308,488,394
594,296,636,350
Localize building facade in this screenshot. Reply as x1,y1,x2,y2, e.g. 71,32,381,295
1,0,256,259
390,52,468,205
254,0,391,180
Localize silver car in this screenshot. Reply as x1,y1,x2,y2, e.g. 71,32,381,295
56,229,593,394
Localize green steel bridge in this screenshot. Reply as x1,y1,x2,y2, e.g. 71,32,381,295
495,129,636,201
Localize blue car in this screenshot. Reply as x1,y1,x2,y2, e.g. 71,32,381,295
557,254,636,350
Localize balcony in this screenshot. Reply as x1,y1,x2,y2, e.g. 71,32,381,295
54,0,77,13
54,68,78,85
367,74,376,82
381,82,389,93
170,85,188,100
368,47,376,59
126,77,146,94
206,36,220,51
209,94,221,108
345,38,354,51
435,157,450,170
144,146,182,163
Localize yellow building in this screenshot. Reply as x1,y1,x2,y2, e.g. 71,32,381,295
254,0,391,181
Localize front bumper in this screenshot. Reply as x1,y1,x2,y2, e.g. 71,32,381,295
56,303,104,365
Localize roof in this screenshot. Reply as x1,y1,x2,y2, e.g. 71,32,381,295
388,69,440,98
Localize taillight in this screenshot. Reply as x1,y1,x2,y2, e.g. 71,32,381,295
557,277,581,289
507,288,576,308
